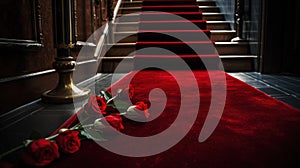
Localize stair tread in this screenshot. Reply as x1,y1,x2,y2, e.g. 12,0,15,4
113,22,139,24
219,55,257,58
198,6,219,8
207,21,233,23
210,30,236,33
114,31,138,34
106,43,136,45
215,41,254,44
123,1,142,3
102,55,256,58
121,7,141,9
102,56,134,59
196,0,216,2
202,12,224,15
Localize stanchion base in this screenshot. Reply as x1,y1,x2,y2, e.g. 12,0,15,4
42,86,91,104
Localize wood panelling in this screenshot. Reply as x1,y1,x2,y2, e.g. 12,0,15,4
0,0,43,48
0,0,110,114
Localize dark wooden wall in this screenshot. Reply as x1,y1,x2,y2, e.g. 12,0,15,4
260,1,300,75
0,0,110,114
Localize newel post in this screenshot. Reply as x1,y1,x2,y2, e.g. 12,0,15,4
42,0,90,103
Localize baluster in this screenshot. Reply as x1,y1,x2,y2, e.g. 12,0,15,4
231,0,247,42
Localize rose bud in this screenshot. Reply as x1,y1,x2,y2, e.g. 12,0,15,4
125,101,149,122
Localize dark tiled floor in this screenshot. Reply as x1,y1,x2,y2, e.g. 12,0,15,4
228,72,300,109
0,73,127,161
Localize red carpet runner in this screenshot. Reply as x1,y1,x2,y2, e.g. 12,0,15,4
47,71,300,168
23,0,300,167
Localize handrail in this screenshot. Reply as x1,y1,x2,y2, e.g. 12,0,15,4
112,0,123,23
94,0,123,58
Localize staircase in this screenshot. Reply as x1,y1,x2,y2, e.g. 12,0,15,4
100,0,256,73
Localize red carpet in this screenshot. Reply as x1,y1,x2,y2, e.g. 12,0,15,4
45,70,300,167
12,0,300,167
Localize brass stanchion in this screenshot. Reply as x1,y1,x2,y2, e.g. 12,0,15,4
231,0,247,42
42,0,90,103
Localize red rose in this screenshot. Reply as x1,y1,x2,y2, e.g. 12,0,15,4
56,130,81,154
22,139,59,167
125,101,150,121
105,114,124,131
135,101,149,118
84,95,107,116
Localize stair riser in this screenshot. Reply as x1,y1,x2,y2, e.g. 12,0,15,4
203,14,224,21
122,2,142,7
140,13,203,21
211,32,235,41
221,58,256,72
116,15,140,22
134,57,221,70
207,23,231,30
121,8,141,14
143,1,196,6
100,59,133,73
114,34,237,44
114,34,137,43
100,58,256,72
197,1,217,6
105,45,136,56
140,22,207,30
136,43,217,55
199,7,220,13
115,24,139,31
216,44,249,55
137,32,211,42
142,7,199,12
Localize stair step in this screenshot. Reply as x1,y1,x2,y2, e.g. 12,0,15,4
120,7,142,14
114,32,138,43
105,42,251,59
210,30,236,41
105,43,136,56
142,5,199,12
122,1,143,7
140,12,203,21
196,0,217,6
100,55,257,73
202,13,225,21
220,55,257,72
143,0,196,6
136,41,217,55
137,30,211,41
124,0,141,1
100,57,134,73
114,22,139,31
140,20,207,30
199,6,220,13
207,21,232,30
116,13,140,22
114,29,212,43
215,42,249,55
134,54,221,70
